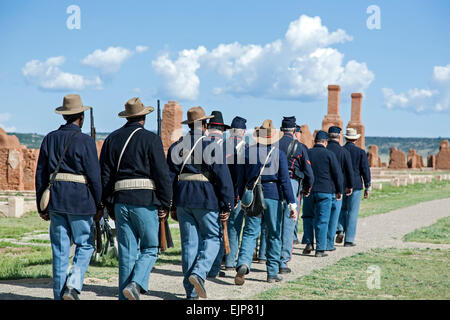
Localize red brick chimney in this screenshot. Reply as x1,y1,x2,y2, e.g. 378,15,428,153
322,85,343,144
346,93,365,149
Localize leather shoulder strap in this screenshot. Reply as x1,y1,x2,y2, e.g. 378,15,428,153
116,127,143,174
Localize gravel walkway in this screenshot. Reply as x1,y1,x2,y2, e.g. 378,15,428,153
0,198,449,300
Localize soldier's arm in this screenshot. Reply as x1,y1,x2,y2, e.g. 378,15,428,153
99,137,113,204
299,145,314,192
83,137,103,209
149,135,173,210
278,150,296,205
344,150,354,189
35,135,49,214
360,150,371,189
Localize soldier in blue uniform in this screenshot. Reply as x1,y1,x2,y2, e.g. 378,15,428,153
100,98,173,300
223,116,249,270
205,110,231,278
301,130,343,257
271,116,314,273
326,126,354,251
234,119,298,285
167,106,234,299
35,94,102,300
336,128,371,247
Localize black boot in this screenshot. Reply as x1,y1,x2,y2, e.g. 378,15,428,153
123,281,141,300
302,243,314,254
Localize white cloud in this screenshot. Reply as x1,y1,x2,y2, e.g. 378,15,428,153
383,63,450,113
152,46,207,100
0,113,16,132
151,14,373,101
22,56,102,91
135,45,149,53
82,45,149,75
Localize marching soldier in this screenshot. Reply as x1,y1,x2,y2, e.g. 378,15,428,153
99,97,173,300
223,116,249,270
235,119,298,285
206,110,231,278
336,128,371,247
326,126,354,251
276,116,314,272
35,94,102,300
301,130,343,257
167,106,234,299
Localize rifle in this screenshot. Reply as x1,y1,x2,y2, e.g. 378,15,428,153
222,220,230,255
156,99,174,251
90,108,102,254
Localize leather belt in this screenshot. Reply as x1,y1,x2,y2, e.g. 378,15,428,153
114,178,156,192
178,173,210,182
53,173,88,184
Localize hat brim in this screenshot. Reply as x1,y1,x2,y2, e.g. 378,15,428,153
253,130,284,145
118,106,154,118
181,115,214,125
55,105,91,115
344,134,361,140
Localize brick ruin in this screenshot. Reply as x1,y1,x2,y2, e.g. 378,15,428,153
0,128,39,191
407,149,424,169
388,147,407,169
347,93,365,150
436,140,450,169
367,145,382,167
161,101,183,155
321,85,344,145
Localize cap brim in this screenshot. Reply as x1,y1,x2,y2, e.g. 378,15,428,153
118,106,154,118
181,115,214,125
55,105,91,115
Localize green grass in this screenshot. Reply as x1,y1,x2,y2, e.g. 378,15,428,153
0,211,48,239
254,248,450,300
358,180,450,218
403,216,450,244
0,242,53,280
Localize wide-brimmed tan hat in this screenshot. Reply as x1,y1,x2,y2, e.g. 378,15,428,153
118,97,154,118
253,119,284,145
344,127,361,140
55,94,91,115
181,106,214,125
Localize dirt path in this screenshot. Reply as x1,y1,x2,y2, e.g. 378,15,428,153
0,198,449,300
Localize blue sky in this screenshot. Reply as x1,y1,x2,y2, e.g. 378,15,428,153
0,0,449,137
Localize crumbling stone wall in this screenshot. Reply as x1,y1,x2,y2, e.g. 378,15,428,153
161,101,183,155
388,147,407,169
407,149,424,169
367,145,382,167
346,93,365,149
436,140,450,169
0,128,39,191
321,85,343,145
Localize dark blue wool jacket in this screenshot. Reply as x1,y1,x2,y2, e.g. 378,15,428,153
278,133,314,191
344,142,371,190
224,136,249,200
243,144,295,204
167,130,234,212
327,140,354,190
99,121,173,210
307,144,343,195
35,123,102,215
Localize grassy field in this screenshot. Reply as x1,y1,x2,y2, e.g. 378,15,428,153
403,216,450,244
254,248,450,300
0,179,449,281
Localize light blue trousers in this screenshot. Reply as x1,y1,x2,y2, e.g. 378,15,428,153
49,212,94,300
115,203,159,300
327,195,343,250
178,207,220,298
237,199,283,277
337,189,362,243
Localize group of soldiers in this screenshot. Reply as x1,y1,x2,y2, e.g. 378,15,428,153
35,94,371,300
